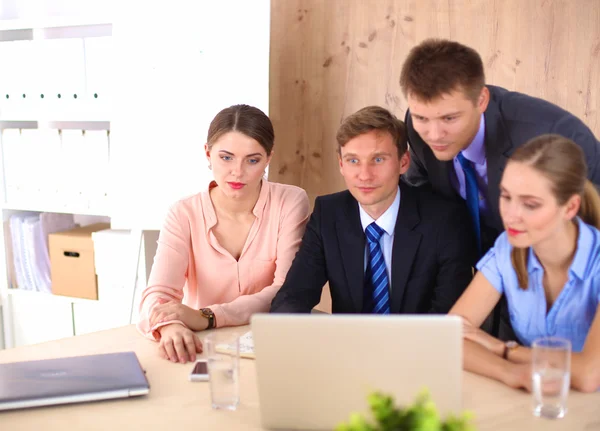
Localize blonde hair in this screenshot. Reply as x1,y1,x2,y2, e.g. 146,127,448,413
508,134,600,289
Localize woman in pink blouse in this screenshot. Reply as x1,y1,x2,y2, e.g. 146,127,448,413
137,104,310,363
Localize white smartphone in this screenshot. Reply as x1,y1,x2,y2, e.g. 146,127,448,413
189,360,209,382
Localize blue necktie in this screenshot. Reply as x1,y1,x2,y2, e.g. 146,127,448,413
456,152,482,256
363,223,391,314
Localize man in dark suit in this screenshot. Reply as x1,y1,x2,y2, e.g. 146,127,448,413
399,39,600,337
271,106,476,315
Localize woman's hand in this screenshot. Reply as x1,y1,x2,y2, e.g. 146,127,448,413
157,323,203,363
462,318,505,356
149,298,207,331
501,362,532,392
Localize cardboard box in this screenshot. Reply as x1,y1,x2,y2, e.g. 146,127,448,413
49,223,110,300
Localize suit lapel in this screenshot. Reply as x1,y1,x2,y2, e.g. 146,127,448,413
336,193,365,312
390,182,422,313
483,90,513,230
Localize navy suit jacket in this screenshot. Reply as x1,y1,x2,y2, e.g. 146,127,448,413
270,182,477,314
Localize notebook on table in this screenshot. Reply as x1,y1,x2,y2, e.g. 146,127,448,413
0,351,150,411
215,330,255,359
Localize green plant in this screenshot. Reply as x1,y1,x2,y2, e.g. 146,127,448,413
336,390,475,431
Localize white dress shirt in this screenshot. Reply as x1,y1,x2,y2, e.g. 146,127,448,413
358,186,400,290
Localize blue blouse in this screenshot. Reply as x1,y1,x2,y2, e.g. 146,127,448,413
477,218,600,352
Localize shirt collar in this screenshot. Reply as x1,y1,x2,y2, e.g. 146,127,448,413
359,186,400,236
568,218,595,280
203,179,269,229
461,113,486,165
527,217,594,280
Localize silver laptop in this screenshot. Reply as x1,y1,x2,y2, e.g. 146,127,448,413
0,351,149,411
252,314,462,430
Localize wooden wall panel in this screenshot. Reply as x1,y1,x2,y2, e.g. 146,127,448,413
269,0,600,312
269,0,600,200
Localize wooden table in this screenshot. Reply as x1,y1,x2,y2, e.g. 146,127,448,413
0,325,598,430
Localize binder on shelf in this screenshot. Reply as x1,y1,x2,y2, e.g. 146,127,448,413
22,215,49,292
0,41,12,102
20,129,42,202
3,221,17,290
2,128,23,203
58,129,86,208
82,129,109,212
38,38,86,119
32,129,62,205
1,40,38,120
84,36,112,119
8,217,27,290
9,214,38,291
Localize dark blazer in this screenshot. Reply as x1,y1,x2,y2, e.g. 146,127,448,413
403,85,600,250
270,182,477,314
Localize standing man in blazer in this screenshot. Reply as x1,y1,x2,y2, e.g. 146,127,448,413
271,106,476,315
400,39,600,337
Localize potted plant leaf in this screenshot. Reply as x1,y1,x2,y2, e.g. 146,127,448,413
336,390,475,431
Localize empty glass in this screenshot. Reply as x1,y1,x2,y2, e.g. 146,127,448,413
531,337,571,419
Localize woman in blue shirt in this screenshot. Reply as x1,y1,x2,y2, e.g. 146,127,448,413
449,134,600,393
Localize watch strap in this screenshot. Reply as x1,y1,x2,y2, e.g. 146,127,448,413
200,308,215,329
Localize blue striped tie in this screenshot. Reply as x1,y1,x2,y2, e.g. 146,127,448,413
363,222,391,314
456,152,482,257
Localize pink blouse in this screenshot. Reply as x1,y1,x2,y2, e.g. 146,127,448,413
137,180,310,340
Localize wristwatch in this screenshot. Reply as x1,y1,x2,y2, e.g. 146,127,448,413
200,308,216,329
502,340,519,359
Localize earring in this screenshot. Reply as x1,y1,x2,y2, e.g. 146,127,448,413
208,163,212,170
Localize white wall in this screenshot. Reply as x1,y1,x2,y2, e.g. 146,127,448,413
0,0,114,20
110,0,271,230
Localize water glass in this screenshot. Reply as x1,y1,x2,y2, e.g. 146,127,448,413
205,332,240,410
531,336,571,419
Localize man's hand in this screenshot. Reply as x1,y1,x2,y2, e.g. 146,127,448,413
149,298,207,331
157,323,203,363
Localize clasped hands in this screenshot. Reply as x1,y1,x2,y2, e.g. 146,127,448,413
461,318,532,391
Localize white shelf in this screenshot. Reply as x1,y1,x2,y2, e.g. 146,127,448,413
0,120,111,130
5,288,98,305
0,16,112,32
2,202,110,217
0,2,115,350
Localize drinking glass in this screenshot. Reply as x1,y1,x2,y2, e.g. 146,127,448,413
531,336,571,419
205,332,240,410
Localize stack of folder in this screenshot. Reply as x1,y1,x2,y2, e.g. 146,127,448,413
7,212,76,292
